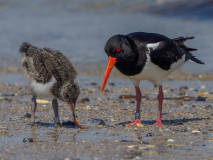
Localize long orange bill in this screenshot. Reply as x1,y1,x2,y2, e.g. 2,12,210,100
69,103,88,129
101,56,117,93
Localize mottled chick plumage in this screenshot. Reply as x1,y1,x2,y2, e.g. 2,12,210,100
19,42,86,128
19,42,79,102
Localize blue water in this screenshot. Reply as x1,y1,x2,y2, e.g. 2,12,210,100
0,0,213,73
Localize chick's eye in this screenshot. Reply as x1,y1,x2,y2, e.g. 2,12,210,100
116,47,121,52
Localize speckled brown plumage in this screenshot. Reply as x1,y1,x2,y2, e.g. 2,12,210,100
19,42,81,127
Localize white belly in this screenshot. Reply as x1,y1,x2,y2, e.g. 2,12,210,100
31,77,56,98
128,54,187,86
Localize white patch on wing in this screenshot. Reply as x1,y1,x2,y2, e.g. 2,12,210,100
147,42,161,53
31,77,56,98
128,54,186,86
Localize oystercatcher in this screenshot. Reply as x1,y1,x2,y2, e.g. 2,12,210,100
19,42,88,129
101,32,204,126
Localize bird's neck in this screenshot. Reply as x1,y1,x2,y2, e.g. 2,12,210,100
115,51,147,76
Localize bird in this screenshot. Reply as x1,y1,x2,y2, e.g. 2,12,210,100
19,42,88,129
101,32,204,126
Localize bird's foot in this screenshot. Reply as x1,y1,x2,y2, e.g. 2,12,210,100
125,118,142,126
55,122,61,127
31,122,36,127
152,121,163,126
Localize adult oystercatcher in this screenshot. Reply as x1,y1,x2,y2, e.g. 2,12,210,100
101,32,204,126
19,42,88,129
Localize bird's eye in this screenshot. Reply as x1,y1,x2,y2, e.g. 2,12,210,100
116,47,121,52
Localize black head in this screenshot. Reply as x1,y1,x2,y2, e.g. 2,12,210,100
101,34,141,93
104,35,138,64
104,34,140,76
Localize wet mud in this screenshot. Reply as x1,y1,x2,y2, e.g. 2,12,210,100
0,74,213,159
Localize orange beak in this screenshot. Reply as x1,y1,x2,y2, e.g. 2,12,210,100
69,103,88,129
101,56,117,93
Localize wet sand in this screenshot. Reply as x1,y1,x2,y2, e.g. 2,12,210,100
0,74,213,159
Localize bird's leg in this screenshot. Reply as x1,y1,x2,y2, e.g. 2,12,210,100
31,96,37,126
126,86,142,126
52,98,60,126
153,85,163,126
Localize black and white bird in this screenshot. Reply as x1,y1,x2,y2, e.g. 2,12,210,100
101,32,204,126
19,42,88,129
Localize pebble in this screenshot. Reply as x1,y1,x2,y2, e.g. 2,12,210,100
204,105,212,109
92,119,106,126
90,82,97,86
23,138,33,143
133,128,138,131
136,124,144,127
79,97,90,103
146,145,156,148
138,142,149,144
0,93,15,96
23,113,31,118
195,96,206,101
146,132,155,137
129,100,135,104
109,82,115,86
0,131,7,134
86,106,91,109
121,140,134,142
36,99,51,104
183,104,189,108
0,97,12,101
192,130,201,133
201,85,206,89
127,145,138,149
94,107,99,110
162,113,169,115
167,139,174,142
10,117,19,120
83,106,91,110
111,119,118,122
180,86,188,90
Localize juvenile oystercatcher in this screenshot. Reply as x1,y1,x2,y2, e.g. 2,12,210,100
19,42,88,129
101,32,204,126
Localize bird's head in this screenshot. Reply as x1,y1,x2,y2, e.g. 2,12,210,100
101,35,138,93
62,82,80,119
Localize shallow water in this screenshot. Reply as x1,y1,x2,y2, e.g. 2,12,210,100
0,0,213,73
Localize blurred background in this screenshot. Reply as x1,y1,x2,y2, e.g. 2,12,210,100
0,0,213,75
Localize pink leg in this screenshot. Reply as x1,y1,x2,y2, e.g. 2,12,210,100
153,85,163,126
126,86,142,126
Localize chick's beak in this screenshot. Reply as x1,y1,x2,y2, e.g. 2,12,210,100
69,102,76,119
69,102,88,129
101,56,117,93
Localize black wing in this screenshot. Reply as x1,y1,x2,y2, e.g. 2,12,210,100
127,32,184,71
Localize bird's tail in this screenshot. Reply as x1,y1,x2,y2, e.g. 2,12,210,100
19,42,41,57
172,37,204,65
189,56,205,64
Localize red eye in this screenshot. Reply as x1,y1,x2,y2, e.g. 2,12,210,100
116,47,121,52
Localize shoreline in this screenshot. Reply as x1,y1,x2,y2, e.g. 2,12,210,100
1,66,213,81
